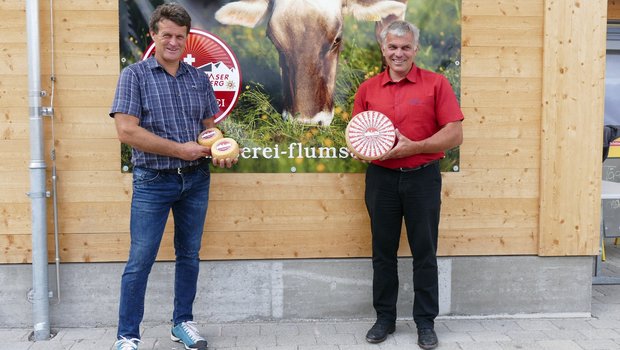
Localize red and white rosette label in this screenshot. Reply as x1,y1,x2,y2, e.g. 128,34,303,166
346,111,395,160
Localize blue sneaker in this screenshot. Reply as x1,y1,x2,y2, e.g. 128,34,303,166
171,321,208,349
114,336,140,350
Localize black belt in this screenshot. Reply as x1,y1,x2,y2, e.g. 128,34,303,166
158,161,207,175
394,159,440,172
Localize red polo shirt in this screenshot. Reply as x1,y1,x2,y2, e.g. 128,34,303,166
352,64,464,169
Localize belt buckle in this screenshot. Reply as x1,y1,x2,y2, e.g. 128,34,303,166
177,167,182,175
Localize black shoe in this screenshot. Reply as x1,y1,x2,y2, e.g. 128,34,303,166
365,322,395,343
417,328,438,349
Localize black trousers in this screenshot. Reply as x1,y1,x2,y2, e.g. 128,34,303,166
365,163,441,329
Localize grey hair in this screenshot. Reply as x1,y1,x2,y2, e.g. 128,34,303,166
379,20,420,47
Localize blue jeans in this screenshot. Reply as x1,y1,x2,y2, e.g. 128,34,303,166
117,165,211,340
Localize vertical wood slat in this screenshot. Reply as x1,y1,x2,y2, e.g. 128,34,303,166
610,0,620,20
539,0,607,255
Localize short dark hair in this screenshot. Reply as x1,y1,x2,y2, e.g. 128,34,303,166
149,3,192,35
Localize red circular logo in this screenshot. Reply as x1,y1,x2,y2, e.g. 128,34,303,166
143,28,242,124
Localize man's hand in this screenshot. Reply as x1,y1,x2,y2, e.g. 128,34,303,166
177,141,211,161
211,156,239,168
381,129,423,161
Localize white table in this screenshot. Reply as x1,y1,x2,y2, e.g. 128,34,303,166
593,180,620,284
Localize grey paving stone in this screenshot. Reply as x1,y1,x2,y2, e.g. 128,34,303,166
296,323,337,336
134,337,157,350
376,344,411,350
498,341,546,350
315,332,356,345
549,319,595,331
541,329,586,341
140,324,172,339
536,339,583,350
275,334,317,346
578,327,620,340
432,343,463,350
504,330,550,342
299,346,339,350
0,329,31,341
256,346,297,350
458,341,503,350
589,318,620,329
221,325,261,337
0,342,32,350
235,335,276,347
152,337,181,350
514,320,559,331
392,331,417,345
69,338,117,350
30,340,72,350
435,330,474,343
467,331,511,342
259,324,299,336
333,322,374,334
339,344,381,350
575,338,620,350
59,327,109,341
442,319,486,332
479,320,523,332
207,336,238,348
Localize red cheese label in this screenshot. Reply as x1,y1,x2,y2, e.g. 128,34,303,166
216,141,231,152
202,130,216,139
346,111,395,160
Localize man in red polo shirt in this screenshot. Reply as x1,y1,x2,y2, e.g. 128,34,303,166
353,20,463,350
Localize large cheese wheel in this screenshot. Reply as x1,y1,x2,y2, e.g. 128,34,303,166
345,110,395,160
197,127,223,147
211,138,240,161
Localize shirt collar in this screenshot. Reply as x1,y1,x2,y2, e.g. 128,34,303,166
146,56,188,76
380,64,418,86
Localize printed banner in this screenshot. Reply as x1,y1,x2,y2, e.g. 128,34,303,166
118,0,462,173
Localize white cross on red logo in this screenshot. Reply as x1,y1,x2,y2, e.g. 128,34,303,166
183,54,196,65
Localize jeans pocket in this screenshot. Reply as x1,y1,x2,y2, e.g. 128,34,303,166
133,167,161,187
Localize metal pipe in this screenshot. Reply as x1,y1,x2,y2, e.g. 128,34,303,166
48,0,61,306
51,151,61,305
26,0,51,341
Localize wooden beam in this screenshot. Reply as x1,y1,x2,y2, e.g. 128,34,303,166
539,0,606,255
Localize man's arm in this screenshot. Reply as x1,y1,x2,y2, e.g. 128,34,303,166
203,117,215,129
381,120,463,160
113,113,211,161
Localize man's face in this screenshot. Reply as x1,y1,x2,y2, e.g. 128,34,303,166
381,32,417,78
150,19,188,65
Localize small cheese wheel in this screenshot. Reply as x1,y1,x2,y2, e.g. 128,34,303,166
345,110,395,160
211,138,240,161
197,127,223,147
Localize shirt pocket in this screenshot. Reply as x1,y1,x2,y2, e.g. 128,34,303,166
185,87,207,119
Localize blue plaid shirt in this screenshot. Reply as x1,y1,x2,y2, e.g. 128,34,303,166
110,57,220,169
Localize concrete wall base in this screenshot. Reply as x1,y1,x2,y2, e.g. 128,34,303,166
0,256,593,328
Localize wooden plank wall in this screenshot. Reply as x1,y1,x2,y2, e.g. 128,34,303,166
0,0,608,263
